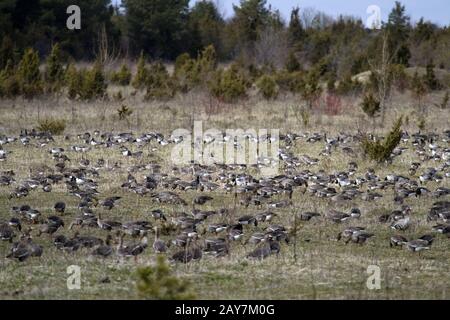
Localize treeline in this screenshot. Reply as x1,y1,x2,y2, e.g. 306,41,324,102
1,0,449,70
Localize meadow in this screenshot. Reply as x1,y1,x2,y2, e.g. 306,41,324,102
0,88,449,300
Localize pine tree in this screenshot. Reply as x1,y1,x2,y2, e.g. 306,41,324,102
287,7,304,47
424,60,441,91
45,43,64,92
17,48,42,98
132,52,149,90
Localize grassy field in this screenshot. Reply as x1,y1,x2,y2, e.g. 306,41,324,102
0,90,449,300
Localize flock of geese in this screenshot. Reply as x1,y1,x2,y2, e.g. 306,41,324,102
0,128,449,263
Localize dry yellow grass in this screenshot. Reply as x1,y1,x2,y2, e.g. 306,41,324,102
0,90,449,300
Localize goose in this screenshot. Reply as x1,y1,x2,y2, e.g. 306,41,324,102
228,226,244,241
299,212,321,221
255,211,277,223
390,235,408,247
350,208,361,218
337,227,365,242
101,196,121,210
97,214,122,231
345,230,374,244
62,233,81,252
150,209,167,221
390,216,411,231
204,238,229,257
431,224,450,234
8,218,22,231
6,240,31,262
238,215,258,227
122,221,151,237
193,195,214,205
171,249,193,263
54,202,66,214
152,227,167,253
326,210,351,223
117,233,148,261
91,235,113,257
0,223,15,242
405,239,431,252
246,241,272,260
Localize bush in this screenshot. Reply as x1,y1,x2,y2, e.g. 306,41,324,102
301,69,322,109
45,43,65,92
361,117,403,162
65,64,83,100
111,64,132,86
256,75,279,99
80,62,107,100
174,45,218,92
174,53,192,75
17,48,42,98
208,64,249,103
0,60,20,98
336,74,361,95
136,256,195,300
36,118,66,135
424,60,441,91
132,52,149,90
390,64,409,92
285,51,301,73
174,56,199,92
275,71,304,93
360,92,380,118
145,62,175,100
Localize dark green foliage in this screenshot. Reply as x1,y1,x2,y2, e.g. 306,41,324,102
411,71,427,110
287,7,304,47
336,74,362,95
0,0,118,60
274,71,304,93
386,1,411,66
17,48,42,98
124,0,190,59
136,255,195,300
111,64,132,86
208,64,248,103
301,69,322,108
145,62,175,100
65,64,83,100
424,61,441,91
231,0,271,44
0,60,20,98
45,44,65,92
362,117,403,162
174,45,218,92
174,53,192,75
256,74,278,99
360,92,380,118
80,62,107,100
0,36,17,70
36,118,66,135
188,0,224,57
285,52,301,73
132,53,149,90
